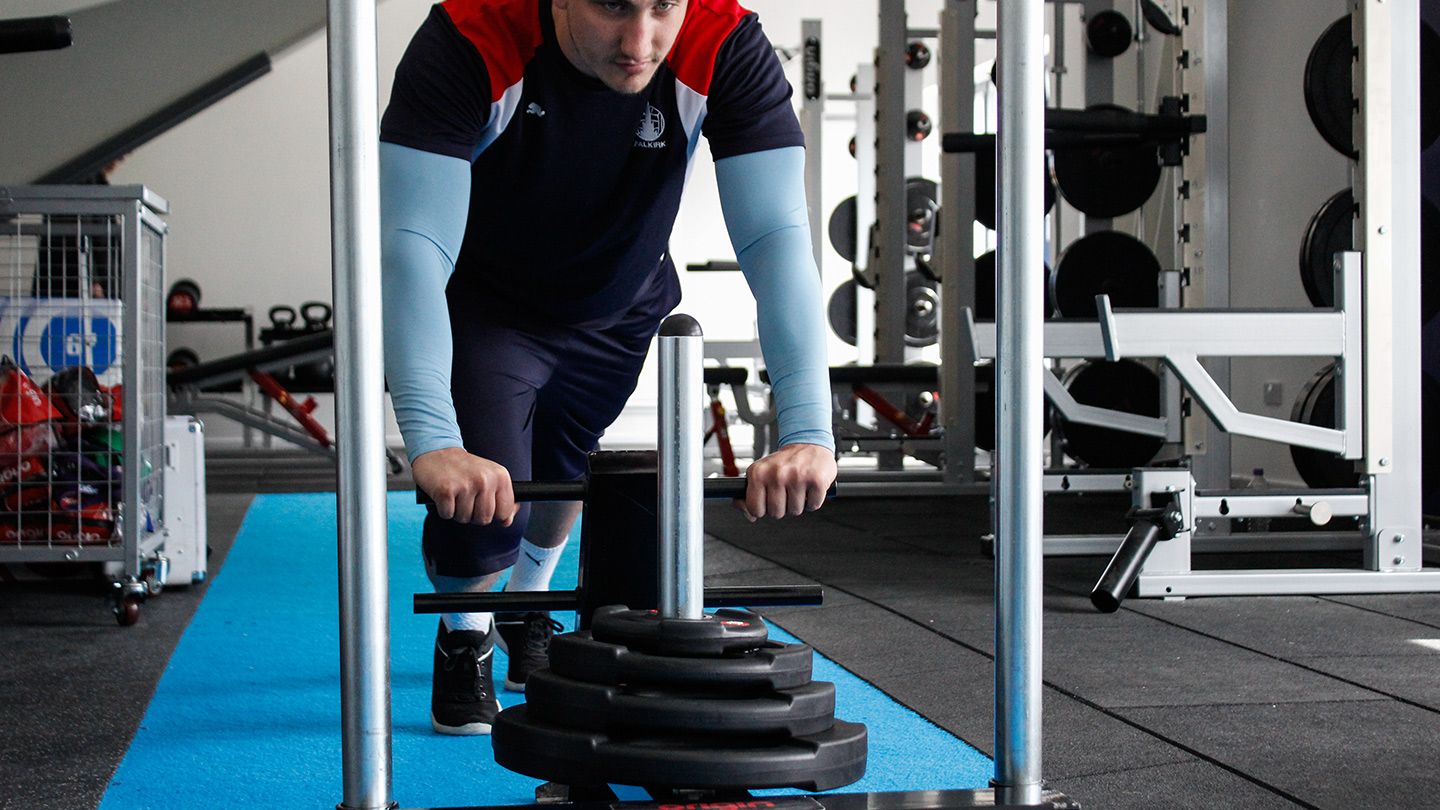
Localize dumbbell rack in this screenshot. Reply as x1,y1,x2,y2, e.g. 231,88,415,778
0,185,174,621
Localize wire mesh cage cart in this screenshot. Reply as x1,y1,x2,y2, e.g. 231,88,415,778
0,185,171,624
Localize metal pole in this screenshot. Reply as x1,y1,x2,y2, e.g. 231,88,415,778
658,314,705,620
327,0,393,807
993,0,1045,804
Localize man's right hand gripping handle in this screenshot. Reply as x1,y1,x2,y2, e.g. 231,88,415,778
411,447,519,526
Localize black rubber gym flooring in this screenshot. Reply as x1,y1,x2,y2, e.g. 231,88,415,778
3,486,1438,809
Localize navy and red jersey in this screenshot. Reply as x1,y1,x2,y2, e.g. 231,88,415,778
380,0,803,326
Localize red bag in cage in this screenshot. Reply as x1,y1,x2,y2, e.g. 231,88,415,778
0,519,48,545
0,358,61,425
0,483,52,514
0,455,48,488
51,504,116,545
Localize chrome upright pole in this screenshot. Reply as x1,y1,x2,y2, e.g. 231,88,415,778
657,314,705,620
993,0,1046,804
327,0,393,807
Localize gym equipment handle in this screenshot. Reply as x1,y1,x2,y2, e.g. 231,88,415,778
413,584,825,614
415,478,837,505
0,16,72,55
1090,507,1184,613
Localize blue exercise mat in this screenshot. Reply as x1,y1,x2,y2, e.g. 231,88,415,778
101,493,990,809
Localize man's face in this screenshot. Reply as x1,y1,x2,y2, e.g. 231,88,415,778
554,0,688,94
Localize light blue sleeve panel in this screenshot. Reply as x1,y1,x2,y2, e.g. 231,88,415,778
714,146,834,451
380,142,471,463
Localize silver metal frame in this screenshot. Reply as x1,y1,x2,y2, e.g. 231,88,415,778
658,326,705,620
328,0,394,807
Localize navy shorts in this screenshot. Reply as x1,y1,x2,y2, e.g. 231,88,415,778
422,270,679,578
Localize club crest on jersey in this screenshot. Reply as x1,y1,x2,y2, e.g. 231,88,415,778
635,104,667,149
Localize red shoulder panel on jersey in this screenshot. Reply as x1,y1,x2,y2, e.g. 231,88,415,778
442,0,544,102
667,0,753,95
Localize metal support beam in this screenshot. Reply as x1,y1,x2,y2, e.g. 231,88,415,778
993,0,1046,802
327,0,394,807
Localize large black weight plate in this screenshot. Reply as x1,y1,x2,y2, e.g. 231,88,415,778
1298,189,1355,308
1424,22,1440,150
828,274,941,348
1086,10,1133,59
1289,364,1362,489
828,196,859,262
974,150,1056,231
1054,360,1164,469
524,669,837,737
973,363,1050,452
1052,104,1163,218
1052,231,1161,317
1425,198,1440,324
827,179,940,262
1304,16,1356,159
549,632,814,690
493,707,868,791
591,606,768,657
973,250,1053,320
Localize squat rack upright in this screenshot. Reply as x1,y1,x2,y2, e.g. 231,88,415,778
325,0,1056,808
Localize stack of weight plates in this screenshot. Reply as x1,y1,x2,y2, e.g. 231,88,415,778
493,605,868,792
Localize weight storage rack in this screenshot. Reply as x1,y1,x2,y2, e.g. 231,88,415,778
0,185,171,622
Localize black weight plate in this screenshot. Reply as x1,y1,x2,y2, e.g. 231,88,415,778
1299,189,1355,308
591,606,768,657
973,363,1051,452
1052,231,1161,317
1289,364,1362,489
1086,10,1133,59
828,274,942,348
975,150,1057,231
493,707,868,792
1425,198,1440,323
973,250,1053,320
1424,22,1440,150
1304,16,1356,159
828,279,859,346
1052,104,1163,218
549,632,814,691
827,179,940,262
828,196,859,262
524,669,837,737
1053,360,1164,469
907,275,940,348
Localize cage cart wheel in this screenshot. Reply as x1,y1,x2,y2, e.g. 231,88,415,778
116,594,142,626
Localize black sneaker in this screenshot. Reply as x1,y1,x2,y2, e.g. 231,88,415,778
494,611,563,691
431,619,501,735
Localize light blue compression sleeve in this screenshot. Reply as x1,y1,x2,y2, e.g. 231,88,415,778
715,147,834,451
380,142,471,463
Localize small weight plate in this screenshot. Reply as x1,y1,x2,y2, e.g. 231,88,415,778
1304,16,1356,159
1289,364,1362,489
1298,188,1355,308
524,669,837,737
828,274,942,348
493,708,868,792
1086,10,1133,59
591,606,769,657
972,250,1053,320
549,632,814,691
974,150,1056,231
1052,104,1163,218
1053,360,1164,469
1052,231,1161,317
828,279,859,346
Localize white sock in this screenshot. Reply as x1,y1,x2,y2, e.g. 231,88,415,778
430,573,494,635
504,538,568,592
